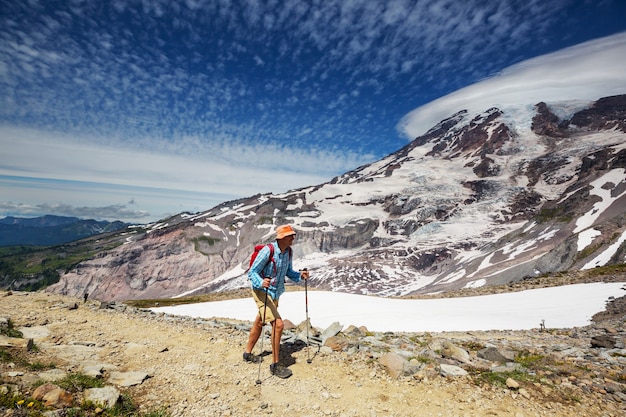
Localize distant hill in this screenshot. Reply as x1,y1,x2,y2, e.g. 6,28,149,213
0,215,130,246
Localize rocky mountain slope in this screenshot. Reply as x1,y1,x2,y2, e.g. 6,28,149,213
40,94,626,302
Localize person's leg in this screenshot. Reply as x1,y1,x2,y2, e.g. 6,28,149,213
268,315,292,379
244,289,274,363
270,318,284,364
245,314,262,354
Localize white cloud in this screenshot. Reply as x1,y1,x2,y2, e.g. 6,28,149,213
0,126,372,221
398,32,626,139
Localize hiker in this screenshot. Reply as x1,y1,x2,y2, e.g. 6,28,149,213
243,224,309,379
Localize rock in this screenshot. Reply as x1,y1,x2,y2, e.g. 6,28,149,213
17,325,51,340
378,353,419,379
344,325,366,337
71,340,97,346
32,383,73,408
283,319,296,330
439,340,471,364
82,364,105,378
478,346,511,363
0,335,34,351
37,369,67,382
32,383,57,400
320,322,343,343
506,377,520,389
519,388,531,399
490,362,522,373
439,363,468,377
591,334,617,349
84,386,121,408
324,335,353,351
108,370,151,387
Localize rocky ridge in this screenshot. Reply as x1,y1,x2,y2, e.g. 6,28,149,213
1,283,626,417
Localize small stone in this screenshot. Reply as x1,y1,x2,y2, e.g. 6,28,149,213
506,378,520,389
519,388,531,399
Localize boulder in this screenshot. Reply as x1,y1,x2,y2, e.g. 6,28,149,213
32,383,73,408
378,353,419,379
478,346,511,363
440,340,471,364
84,386,121,408
591,334,617,349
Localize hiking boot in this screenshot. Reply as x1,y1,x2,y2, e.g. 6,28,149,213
270,363,292,379
243,352,262,363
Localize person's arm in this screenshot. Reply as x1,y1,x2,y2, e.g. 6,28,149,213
285,254,303,283
248,246,270,289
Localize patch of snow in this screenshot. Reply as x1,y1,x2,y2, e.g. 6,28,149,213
577,228,602,252
574,169,626,233
581,230,626,270
153,283,625,332
464,279,486,289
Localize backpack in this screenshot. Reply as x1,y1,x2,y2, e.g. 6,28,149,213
247,243,292,277
248,243,276,275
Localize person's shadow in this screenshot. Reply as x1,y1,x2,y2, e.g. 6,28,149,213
279,340,320,367
258,340,305,365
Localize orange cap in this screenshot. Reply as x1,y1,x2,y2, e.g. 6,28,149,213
276,224,296,239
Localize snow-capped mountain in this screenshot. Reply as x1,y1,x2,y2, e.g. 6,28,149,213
47,94,626,301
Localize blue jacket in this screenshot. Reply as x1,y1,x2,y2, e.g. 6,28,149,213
248,242,301,300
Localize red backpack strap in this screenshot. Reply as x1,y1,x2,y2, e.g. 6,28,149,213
267,243,277,276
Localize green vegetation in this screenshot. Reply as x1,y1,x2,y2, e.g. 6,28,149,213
459,340,485,351
514,351,546,369
0,230,130,291
0,345,54,372
577,243,602,261
584,262,626,277
471,348,594,396
193,236,221,246
0,317,23,338
56,373,105,392
192,235,222,254
473,352,536,387
0,350,170,416
413,354,433,364
257,216,273,225
535,207,572,223
0,395,44,415
0,386,170,417
473,368,534,387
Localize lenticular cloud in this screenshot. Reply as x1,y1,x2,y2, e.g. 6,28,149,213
398,32,626,139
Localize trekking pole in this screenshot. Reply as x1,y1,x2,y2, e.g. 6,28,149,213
303,268,312,364
256,287,268,385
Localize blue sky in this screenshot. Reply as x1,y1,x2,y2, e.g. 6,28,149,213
1,0,626,223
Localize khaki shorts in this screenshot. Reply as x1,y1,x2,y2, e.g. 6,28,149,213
252,288,281,324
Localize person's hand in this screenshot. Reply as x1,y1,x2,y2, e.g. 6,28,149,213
262,277,271,288
300,269,309,280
